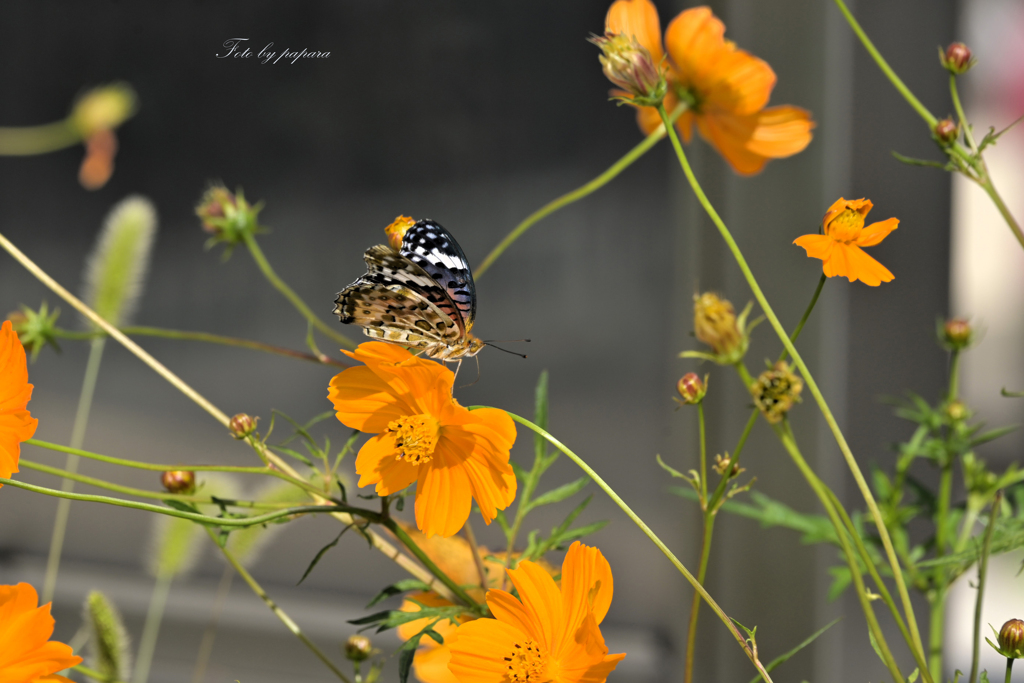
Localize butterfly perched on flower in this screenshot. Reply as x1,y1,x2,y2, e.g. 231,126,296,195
334,216,486,360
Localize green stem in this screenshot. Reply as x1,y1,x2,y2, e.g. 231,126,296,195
474,103,686,278
928,588,947,682
1007,659,1014,683
241,232,354,348
656,104,929,675
500,411,773,682
74,664,128,683
26,438,274,473
950,76,980,153
979,179,1024,251
42,337,105,604
698,403,707,502
969,494,1001,683
948,349,962,403
462,519,490,591
0,119,81,155
134,568,173,683
685,513,716,683
54,325,350,368
830,0,935,126
706,409,757,513
191,565,234,683
0,477,341,526
779,274,827,363
211,529,352,683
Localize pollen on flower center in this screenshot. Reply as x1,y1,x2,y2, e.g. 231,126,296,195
826,208,866,242
387,414,440,465
503,639,549,682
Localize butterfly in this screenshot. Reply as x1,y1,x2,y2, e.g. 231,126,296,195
334,218,486,360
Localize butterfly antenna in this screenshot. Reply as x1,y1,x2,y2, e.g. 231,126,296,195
484,342,528,359
482,339,532,343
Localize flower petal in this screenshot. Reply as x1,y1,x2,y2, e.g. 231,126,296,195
700,48,776,116
415,450,473,538
856,217,899,247
696,106,814,175
844,244,894,286
793,234,833,260
328,366,414,433
505,560,565,654
485,588,541,642
560,542,614,627
0,584,81,675
663,7,731,90
605,0,664,63
411,641,459,683
354,433,419,494
447,618,531,683
743,105,815,158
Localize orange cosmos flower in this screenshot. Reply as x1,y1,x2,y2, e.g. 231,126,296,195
604,0,814,175
793,198,899,287
1,319,38,486
447,541,625,683
0,583,82,682
328,342,516,538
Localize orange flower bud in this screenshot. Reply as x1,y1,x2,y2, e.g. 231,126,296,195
999,619,1024,658
934,118,959,145
161,470,195,494
345,634,373,662
941,42,975,74
229,413,257,439
942,318,973,349
676,372,707,404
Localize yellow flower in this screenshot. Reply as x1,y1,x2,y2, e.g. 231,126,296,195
604,0,814,175
447,542,625,683
328,342,517,538
793,198,899,287
1,319,38,486
0,583,82,682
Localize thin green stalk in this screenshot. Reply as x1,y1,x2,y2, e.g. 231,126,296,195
948,349,963,402
241,232,353,348
54,325,349,368
191,565,234,683
656,103,929,674
385,519,484,614
830,0,934,126
75,664,129,683
20,458,291,507
0,119,80,155
979,180,1024,251
779,274,826,363
969,494,1001,683
1006,659,1014,683
928,588,948,682
698,403,707,501
949,76,980,153
0,477,339,526
42,337,106,604
134,568,173,683
685,513,715,683
211,529,352,683
474,103,686,278
497,410,774,682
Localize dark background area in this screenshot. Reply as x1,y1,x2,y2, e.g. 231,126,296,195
3,2,1017,682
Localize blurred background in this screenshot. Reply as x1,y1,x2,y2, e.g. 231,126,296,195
1,1,1022,682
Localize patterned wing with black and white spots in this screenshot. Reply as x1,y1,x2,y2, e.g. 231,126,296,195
398,220,476,332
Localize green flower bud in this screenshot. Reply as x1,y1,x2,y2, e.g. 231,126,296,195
345,634,373,662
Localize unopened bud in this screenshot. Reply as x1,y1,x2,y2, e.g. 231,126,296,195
942,318,973,349
589,32,667,106
999,619,1024,658
229,413,256,439
7,303,61,361
71,83,137,137
195,185,263,248
345,634,373,662
945,400,969,422
941,42,975,75
6,311,28,328
195,185,238,234
750,361,803,424
676,373,707,404
161,470,195,494
934,118,959,145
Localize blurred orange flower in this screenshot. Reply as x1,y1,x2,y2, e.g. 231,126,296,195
0,583,82,682
447,542,625,683
78,129,118,191
794,198,899,286
1,319,38,486
604,0,814,175
328,342,516,538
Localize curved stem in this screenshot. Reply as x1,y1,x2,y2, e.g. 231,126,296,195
134,568,173,683
970,494,1001,683
978,179,1024,251
0,119,80,155
241,232,354,348
499,410,773,682
656,104,929,673
685,513,715,683
949,76,979,153
474,102,686,278
55,325,350,367
384,518,484,614
211,529,352,683
779,274,826,363
26,438,274,473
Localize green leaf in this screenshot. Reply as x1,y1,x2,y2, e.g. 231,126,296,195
495,509,511,537
867,627,885,666
674,489,838,546
970,425,1019,448
747,618,839,683
828,565,852,602
269,445,314,467
908,667,919,683
365,579,432,609
348,605,466,633
1002,388,1024,398
891,150,954,171
527,476,590,511
297,528,347,585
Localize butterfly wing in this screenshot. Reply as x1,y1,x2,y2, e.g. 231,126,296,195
399,220,477,332
359,245,466,335
334,280,462,348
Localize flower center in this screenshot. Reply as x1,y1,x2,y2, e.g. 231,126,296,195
503,640,549,683
826,208,865,242
387,414,440,465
